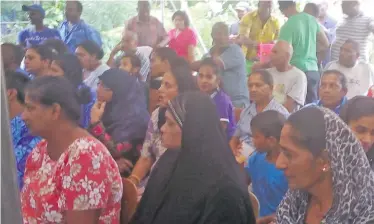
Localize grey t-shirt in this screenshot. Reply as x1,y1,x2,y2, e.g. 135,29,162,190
267,66,308,107
205,44,249,108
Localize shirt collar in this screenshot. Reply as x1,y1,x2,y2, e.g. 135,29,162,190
210,89,219,99
317,96,347,114
251,10,277,24
247,98,277,115
338,60,358,68
136,16,153,24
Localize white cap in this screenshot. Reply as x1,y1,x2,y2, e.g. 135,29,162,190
235,2,250,11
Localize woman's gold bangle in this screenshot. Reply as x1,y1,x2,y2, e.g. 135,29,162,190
129,175,141,185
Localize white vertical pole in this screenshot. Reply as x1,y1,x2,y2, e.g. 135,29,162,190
1,62,23,224
161,0,165,24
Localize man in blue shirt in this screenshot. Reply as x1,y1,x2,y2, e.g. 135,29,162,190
305,70,348,114
59,1,102,53
18,4,61,47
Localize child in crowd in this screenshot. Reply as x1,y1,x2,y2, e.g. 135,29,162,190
119,53,149,109
119,53,142,79
197,57,236,139
246,110,288,221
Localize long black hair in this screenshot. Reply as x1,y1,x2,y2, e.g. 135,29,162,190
5,71,31,104
52,53,92,103
286,106,326,157
340,96,374,124
77,40,104,60
157,57,198,129
340,96,374,158
26,76,91,124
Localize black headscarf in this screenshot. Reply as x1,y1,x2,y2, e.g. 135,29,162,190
99,68,150,143
131,92,256,224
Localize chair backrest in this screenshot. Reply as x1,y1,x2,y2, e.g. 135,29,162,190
121,178,138,224
248,191,260,219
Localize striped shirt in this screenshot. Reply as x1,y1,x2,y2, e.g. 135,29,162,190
115,48,150,82
331,14,374,62
234,98,289,148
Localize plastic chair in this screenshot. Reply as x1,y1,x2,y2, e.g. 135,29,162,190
248,190,260,219
121,178,138,224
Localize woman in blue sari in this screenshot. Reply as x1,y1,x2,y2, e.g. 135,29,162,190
50,53,95,128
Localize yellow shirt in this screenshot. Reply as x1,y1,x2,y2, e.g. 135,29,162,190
239,10,280,60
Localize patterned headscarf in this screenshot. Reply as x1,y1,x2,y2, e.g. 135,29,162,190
276,106,374,224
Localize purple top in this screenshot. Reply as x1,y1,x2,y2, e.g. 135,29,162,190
211,90,236,139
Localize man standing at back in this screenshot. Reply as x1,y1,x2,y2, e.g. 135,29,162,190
331,0,374,63
59,1,102,53
277,0,329,104
125,0,168,48
18,4,61,48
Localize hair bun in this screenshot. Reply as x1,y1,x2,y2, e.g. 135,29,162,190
76,85,92,105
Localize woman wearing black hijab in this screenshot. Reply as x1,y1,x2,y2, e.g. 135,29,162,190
131,92,256,224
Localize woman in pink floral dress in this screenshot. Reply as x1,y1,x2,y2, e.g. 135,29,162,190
21,76,122,224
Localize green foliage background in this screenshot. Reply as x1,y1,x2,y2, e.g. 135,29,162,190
1,0,270,59
2,0,373,62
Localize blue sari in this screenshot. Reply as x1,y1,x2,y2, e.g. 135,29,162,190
10,115,41,190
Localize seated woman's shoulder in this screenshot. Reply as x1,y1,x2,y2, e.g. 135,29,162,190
203,182,256,223
65,137,118,165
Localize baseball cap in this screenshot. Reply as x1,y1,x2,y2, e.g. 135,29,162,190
22,4,45,18
235,2,250,11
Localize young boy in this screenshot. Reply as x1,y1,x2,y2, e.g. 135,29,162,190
246,110,288,220
119,53,142,79
197,57,236,139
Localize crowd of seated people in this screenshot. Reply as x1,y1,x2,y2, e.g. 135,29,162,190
2,0,374,223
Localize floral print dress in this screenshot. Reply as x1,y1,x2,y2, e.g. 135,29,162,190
21,137,123,224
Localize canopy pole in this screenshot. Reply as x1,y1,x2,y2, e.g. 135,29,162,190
1,62,23,224
161,0,165,24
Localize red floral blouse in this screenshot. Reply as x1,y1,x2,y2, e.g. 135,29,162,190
88,121,143,177
21,137,123,224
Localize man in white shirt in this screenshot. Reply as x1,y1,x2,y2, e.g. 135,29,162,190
267,40,307,112
325,39,374,99
107,30,150,82
331,0,374,63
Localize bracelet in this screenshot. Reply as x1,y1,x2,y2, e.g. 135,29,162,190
129,175,141,185
90,120,101,129
90,121,104,137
